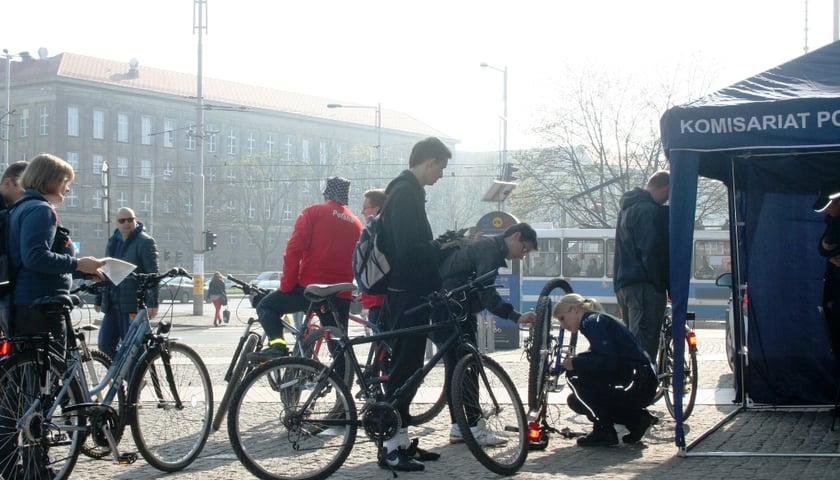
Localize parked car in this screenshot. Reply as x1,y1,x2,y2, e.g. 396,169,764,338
204,277,235,290
249,271,281,308
159,277,197,303
716,272,747,372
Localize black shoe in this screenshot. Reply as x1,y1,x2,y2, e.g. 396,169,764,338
622,412,654,444
576,426,618,447
246,344,289,362
405,437,440,461
378,447,425,471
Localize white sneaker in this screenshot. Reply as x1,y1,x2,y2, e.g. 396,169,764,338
470,425,509,446
449,424,463,444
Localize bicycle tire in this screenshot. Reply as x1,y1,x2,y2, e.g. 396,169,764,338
527,278,574,411
213,332,260,431
662,333,699,420
228,357,356,480
0,350,84,480
80,349,127,459
128,341,213,472
451,354,528,476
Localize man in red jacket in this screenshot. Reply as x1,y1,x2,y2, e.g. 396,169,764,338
250,176,363,360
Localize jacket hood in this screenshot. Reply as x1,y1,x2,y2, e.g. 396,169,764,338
619,187,654,209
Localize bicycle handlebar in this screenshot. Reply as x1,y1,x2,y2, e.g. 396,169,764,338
227,274,271,296
404,269,498,316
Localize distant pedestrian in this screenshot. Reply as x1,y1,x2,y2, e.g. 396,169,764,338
206,271,227,326
360,188,386,326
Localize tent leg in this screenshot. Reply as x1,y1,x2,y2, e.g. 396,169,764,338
684,406,742,453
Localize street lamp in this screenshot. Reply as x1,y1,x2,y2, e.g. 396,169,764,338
3,49,15,169
327,102,382,166
480,62,508,179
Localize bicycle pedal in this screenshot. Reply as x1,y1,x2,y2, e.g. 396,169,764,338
118,452,138,465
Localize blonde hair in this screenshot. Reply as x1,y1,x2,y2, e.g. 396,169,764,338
21,153,75,195
213,271,223,280
552,293,606,319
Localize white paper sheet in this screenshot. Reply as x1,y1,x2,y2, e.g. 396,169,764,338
101,257,137,286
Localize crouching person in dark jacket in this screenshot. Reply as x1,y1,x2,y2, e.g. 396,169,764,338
553,293,657,447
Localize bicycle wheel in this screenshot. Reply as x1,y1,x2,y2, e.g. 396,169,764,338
228,357,356,480
408,339,448,426
0,351,84,480
451,354,528,476
128,341,213,472
298,326,353,387
213,332,260,432
662,331,699,420
527,278,573,411
81,349,127,459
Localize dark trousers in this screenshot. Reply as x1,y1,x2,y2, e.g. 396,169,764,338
822,279,840,363
616,283,667,362
381,290,428,425
566,365,657,429
433,312,479,425
99,307,132,360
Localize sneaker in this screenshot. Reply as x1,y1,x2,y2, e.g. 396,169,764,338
377,447,425,472
246,344,289,362
576,425,619,447
405,438,440,461
622,411,654,444
470,425,509,446
449,424,464,444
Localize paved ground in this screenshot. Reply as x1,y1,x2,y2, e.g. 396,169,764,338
66,306,840,480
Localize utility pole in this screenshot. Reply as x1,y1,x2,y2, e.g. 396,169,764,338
192,0,207,315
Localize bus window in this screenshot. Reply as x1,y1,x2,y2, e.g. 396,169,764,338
563,238,605,278
524,238,561,277
693,239,730,280
606,238,615,278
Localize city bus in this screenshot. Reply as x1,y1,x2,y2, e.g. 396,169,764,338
519,228,730,319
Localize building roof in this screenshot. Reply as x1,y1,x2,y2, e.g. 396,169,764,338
9,52,452,140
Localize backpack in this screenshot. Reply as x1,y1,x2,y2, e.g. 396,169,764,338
0,197,36,298
352,214,391,294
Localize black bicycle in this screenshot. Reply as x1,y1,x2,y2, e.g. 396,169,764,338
227,270,528,479
652,301,699,420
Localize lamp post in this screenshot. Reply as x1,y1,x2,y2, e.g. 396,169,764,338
480,62,508,180
3,49,14,169
327,102,382,167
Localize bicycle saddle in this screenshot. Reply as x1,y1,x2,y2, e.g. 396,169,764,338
304,283,356,302
31,294,81,310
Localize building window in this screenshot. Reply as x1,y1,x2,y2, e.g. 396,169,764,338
247,132,256,155
227,129,237,155
18,108,29,138
67,106,79,137
92,190,103,209
65,188,78,207
139,159,152,178
117,191,128,208
164,119,175,148
92,109,104,140
266,134,275,158
117,156,129,177
285,136,293,161
227,200,236,215
163,162,173,179
38,105,49,136
117,113,129,143
94,224,104,239
319,141,327,166
248,200,256,219
92,154,103,176
65,152,79,172
283,205,293,222
206,125,217,153
206,167,216,184
141,116,153,145
185,199,192,216
226,170,236,186
228,231,238,245
186,123,196,150
162,196,171,214
140,192,152,213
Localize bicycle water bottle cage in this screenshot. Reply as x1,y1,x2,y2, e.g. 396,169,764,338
303,283,356,302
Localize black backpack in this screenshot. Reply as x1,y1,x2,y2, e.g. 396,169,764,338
0,197,37,298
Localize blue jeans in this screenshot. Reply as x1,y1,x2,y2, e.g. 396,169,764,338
99,307,131,360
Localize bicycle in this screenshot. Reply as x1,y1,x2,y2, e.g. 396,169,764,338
0,268,213,479
524,278,578,450
226,270,528,479
212,275,447,432
652,301,699,420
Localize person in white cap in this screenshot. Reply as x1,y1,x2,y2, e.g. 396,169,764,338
814,180,840,361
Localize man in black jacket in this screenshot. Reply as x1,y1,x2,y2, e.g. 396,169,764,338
95,207,160,358
814,180,840,362
613,170,670,362
377,137,450,472
436,223,538,445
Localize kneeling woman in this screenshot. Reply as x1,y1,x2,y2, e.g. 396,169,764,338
553,294,657,447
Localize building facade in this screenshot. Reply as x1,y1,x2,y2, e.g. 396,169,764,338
1,52,455,275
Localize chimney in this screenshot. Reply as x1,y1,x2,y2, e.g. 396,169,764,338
128,58,139,78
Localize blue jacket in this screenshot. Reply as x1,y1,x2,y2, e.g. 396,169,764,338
95,222,159,313
9,190,78,305
574,311,654,374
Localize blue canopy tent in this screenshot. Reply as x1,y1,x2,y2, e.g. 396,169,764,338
660,40,840,456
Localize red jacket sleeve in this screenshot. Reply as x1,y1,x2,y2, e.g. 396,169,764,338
280,208,313,292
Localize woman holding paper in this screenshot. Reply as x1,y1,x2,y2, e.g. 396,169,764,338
94,206,160,358
7,153,106,339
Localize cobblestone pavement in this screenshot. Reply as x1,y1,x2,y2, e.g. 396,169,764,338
66,310,840,480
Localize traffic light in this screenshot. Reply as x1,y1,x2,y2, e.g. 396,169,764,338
501,162,519,182
204,230,218,252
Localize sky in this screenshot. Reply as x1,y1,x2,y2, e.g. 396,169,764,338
3,0,838,152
